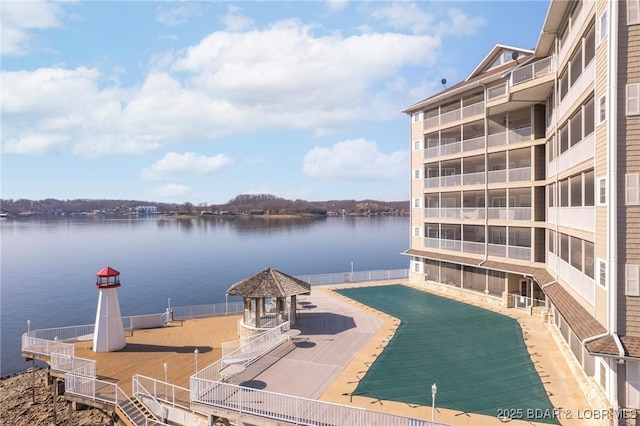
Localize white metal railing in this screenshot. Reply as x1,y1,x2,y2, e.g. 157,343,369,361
190,379,437,426
488,132,507,147
424,115,439,130
548,132,595,179
424,237,440,249
508,166,531,182
132,376,166,421
424,208,440,219
462,171,485,185
487,82,508,101
23,323,94,343
487,207,532,221
488,244,531,261
462,101,484,118
435,206,484,220
509,126,532,143
463,241,485,255
440,207,461,219
441,174,462,187
512,294,547,310
170,302,243,320
65,374,168,426
424,176,440,188
22,335,75,358
440,108,461,125
294,269,408,285
462,136,484,152
440,239,462,252
51,353,96,377
511,56,555,85
462,208,484,220
133,375,192,411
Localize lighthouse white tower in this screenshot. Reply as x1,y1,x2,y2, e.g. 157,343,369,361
93,266,126,352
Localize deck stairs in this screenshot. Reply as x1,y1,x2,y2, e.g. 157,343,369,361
116,395,163,426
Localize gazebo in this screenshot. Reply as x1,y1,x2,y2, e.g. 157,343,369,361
227,268,311,330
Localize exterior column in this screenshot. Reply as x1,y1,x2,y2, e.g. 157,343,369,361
290,295,297,325
255,298,261,328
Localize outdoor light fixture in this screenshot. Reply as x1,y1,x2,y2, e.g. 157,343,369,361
431,383,437,422
194,348,199,373
164,362,169,396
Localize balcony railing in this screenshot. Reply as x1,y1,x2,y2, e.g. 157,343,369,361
487,82,508,101
488,244,531,261
423,101,485,131
558,0,595,67
462,136,485,152
424,136,485,160
488,166,531,184
422,238,531,260
423,208,485,220
487,126,532,147
511,56,555,86
462,171,485,185
487,207,532,221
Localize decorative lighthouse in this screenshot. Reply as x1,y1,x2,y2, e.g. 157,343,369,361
92,266,126,352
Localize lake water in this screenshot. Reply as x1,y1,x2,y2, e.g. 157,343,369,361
0,215,409,376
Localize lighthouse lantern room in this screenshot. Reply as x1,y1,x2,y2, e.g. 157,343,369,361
92,266,126,352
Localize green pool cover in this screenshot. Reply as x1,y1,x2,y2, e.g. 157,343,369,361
335,285,558,424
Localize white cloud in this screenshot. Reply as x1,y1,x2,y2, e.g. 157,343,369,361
2,20,441,157
438,8,486,36
302,139,408,181
372,3,485,37
222,5,254,31
141,152,234,181
1,0,65,55
326,0,348,13
155,3,200,27
371,3,434,35
154,184,192,198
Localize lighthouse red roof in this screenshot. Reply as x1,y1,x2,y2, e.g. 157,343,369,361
96,266,120,277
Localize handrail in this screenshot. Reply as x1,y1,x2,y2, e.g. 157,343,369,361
132,375,166,420
190,379,440,426
133,375,192,411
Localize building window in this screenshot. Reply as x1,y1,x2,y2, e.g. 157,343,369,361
413,198,421,208
413,112,421,123
413,140,421,150
413,169,421,179
598,259,607,288
627,83,640,116
585,241,595,279
628,361,640,408
598,177,607,205
629,0,640,25
627,264,640,296
413,226,421,237
598,95,607,124
598,359,608,393
627,174,640,205
597,11,608,45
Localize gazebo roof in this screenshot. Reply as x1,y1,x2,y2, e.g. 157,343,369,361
226,268,311,298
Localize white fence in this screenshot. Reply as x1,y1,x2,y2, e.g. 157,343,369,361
295,269,408,285
190,379,438,426
170,302,243,320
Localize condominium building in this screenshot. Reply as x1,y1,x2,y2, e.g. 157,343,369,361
403,0,640,416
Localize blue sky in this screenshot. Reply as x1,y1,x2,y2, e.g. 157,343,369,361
1,1,550,205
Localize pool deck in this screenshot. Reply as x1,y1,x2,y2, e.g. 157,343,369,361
71,280,595,426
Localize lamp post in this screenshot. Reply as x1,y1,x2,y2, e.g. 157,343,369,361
163,362,168,396
194,348,199,374
431,383,437,423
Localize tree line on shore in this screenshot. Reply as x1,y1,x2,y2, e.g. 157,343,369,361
0,194,409,217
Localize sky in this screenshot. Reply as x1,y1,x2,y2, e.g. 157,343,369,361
1,1,551,205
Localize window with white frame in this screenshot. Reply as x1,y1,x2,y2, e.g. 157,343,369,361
627,83,640,115
629,0,640,25
598,259,607,288
627,264,640,296
598,95,607,124
597,10,608,45
413,198,421,208
627,174,640,205
598,177,607,205
413,257,422,273
413,140,421,150
413,169,421,179
412,112,421,123
413,226,421,237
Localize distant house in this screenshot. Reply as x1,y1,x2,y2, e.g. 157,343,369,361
135,206,158,215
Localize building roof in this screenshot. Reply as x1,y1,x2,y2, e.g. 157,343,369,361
96,266,120,277
226,268,311,298
466,44,534,80
402,46,532,114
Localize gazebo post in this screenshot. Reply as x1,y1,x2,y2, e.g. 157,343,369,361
255,298,262,328
290,295,297,325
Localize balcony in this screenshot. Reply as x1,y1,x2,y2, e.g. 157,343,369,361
423,136,486,160
548,206,595,232
487,82,508,102
511,56,555,86
487,207,532,221
556,59,595,122
422,238,531,261
487,166,531,184
487,126,532,147
548,132,595,178
423,207,485,220
557,0,596,68
423,101,485,132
